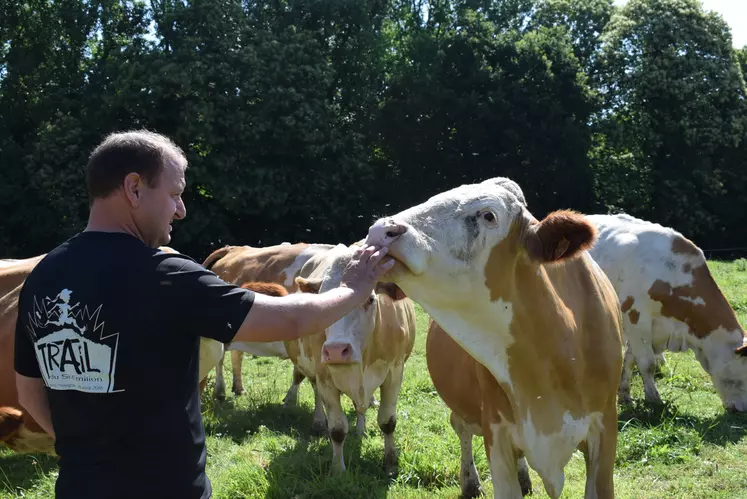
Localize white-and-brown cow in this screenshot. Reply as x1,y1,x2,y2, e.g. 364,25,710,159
586,213,747,411
365,177,624,499
200,243,334,401
290,243,416,474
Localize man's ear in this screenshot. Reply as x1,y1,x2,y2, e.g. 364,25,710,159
522,210,597,263
295,277,321,294
123,172,142,207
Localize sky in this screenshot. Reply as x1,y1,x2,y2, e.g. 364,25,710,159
613,0,747,48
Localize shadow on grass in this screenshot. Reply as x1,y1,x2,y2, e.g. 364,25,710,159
0,452,57,496
618,399,747,446
262,427,395,499
203,396,321,444
202,392,396,498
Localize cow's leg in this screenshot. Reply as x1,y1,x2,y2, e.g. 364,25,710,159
355,410,367,437
319,383,347,473
282,365,306,408
628,326,663,405
377,363,406,474
213,351,227,400
517,456,532,496
579,401,617,499
230,350,245,396
484,423,524,499
310,378,328,436
617,343,635,404
449,411,484,498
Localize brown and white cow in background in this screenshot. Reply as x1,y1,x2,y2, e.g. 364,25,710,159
365,177,623,499
290,243,417,474
586,214,747,411
200,243,334,401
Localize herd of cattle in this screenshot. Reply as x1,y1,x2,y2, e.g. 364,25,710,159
1,177,745,498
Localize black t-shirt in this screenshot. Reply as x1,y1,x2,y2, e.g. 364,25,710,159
14,231,255,499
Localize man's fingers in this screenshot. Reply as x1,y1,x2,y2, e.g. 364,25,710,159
368,246,389,267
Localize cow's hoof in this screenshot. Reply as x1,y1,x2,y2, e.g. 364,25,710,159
461,481,485,499
232,388,245,397
329,463,346,475
383,452,399,478
519,471,533,496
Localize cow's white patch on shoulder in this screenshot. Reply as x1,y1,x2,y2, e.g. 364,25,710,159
420,299,515,389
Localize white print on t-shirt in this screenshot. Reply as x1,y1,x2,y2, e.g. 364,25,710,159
25,288,123,394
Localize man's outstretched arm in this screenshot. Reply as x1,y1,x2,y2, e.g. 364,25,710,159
231,244,394,343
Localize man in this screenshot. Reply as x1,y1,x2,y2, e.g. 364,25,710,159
13,130,395,499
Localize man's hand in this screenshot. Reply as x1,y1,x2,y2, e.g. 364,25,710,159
231,244,396,344
340,245,395,298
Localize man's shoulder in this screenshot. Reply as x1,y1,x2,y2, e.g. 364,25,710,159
152,249,205,274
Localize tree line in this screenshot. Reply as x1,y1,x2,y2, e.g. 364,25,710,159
1,0,746,260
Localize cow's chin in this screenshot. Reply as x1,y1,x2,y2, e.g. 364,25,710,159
380,259,414,282
385,242,428,280
326,364,367,408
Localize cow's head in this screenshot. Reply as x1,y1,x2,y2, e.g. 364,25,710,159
366,176,595,310
696,330,747,413
364,177,599,384
295,244,382,369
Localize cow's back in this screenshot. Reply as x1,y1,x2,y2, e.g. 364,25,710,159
204,243,335,292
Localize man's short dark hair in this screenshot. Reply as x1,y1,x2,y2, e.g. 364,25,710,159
86,130,187,200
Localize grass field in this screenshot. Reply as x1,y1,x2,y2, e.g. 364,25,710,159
2,259,747,498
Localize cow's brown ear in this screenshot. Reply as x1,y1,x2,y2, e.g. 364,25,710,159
376,282,407,301
523,210,597,263
295,277,321,294
736,344,747,357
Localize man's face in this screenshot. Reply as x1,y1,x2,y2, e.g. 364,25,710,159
134,158,187,248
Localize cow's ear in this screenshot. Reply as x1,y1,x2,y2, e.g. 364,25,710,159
523,210,597,263
736,344,747,357
295,277,321,294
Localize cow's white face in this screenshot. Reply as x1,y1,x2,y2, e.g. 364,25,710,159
698,331,747,412
366,178,528,313
368,177,544,316
296,244,378,367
